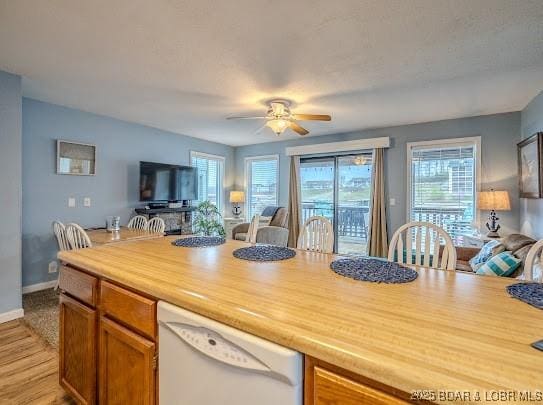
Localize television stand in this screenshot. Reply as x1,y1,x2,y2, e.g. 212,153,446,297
135,206,196,235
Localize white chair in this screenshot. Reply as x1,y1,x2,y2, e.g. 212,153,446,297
147,217,165,233
65,223,93,250
127,215,148,230
245,215,260,244
52,221,70,251
297,216,334,254
52,221,71,290
524,240,543,282
388,221,456,270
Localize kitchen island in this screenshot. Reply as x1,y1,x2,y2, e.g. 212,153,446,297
58,237,543,404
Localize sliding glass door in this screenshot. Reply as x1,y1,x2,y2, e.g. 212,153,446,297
300,153,373,255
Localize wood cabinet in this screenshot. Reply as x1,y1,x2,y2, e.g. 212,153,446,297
59,265,158,405
305,356,409,405
59,293,97,405
99,316,156,405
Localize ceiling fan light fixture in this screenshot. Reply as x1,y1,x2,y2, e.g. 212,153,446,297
266,118,289,135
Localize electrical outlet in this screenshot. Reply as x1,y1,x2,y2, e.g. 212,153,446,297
68,197,76,208
390,198,396,206
84,197,91,207
48,261,58,273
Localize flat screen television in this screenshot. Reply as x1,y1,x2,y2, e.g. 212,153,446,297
139,161,198,202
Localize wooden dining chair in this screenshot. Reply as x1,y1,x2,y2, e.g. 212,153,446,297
388,221,456,270
65,223,93,250
127,215,148,230
52,221,71,290
297,216,334,254
524,240,543,282
245,214,260,244
53,221,71,252
147,217,166,233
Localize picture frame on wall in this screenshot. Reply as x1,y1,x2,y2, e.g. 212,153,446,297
56,140,96,175
517,132,543,198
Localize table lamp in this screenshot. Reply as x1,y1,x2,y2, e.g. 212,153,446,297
229,191,245,218
477,190,511,238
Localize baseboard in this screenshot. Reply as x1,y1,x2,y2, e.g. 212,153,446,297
22,280,58,294
0,308,24,324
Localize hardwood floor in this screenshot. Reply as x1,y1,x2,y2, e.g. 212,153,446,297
0,320,73,404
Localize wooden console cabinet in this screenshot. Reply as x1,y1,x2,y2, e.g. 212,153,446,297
59,266,157,404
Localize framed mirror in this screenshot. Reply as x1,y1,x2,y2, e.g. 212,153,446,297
57,140,96,175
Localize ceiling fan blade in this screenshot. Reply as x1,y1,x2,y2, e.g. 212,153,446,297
292,114,331,121
289,121,309,136
255,124,267,134
226,116,267,120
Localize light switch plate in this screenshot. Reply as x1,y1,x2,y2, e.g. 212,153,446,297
84,197,91,207
68,197,76,208
390,198,396,206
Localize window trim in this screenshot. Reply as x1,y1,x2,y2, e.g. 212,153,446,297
406,136,482,232
190,150,226,214
244,154,280,220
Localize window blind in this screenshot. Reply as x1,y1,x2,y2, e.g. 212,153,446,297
191,154,224,212
409,143,476,239
246,157,279,219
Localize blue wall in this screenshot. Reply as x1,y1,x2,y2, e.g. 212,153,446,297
22,98,235,287
520,91,543,238
234,113,521,238
0,71,22,314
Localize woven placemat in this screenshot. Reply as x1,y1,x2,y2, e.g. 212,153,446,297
330,257,418,284
172,236,225,248
233,245,296,262
507,283,543,310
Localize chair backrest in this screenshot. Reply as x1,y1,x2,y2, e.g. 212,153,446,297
65,223,92,250
127,215,148,230
269,207,289,228
524,239,543,282
52,221,71,251
388,221,456,270
297,216,334,253
147,217,165,233
245,214,260,243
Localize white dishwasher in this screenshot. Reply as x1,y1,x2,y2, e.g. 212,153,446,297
158,301,303,405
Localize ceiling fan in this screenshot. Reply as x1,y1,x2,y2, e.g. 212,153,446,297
226,100,331,136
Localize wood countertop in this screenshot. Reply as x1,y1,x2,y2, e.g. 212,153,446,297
85,227,164,245
58,237,543,402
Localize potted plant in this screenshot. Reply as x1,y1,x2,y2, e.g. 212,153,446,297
193,201,225,237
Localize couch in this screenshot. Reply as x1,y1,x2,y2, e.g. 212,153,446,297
232,206,289,247
454,233,536,277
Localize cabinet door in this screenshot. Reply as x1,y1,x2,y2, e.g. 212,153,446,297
59,293,97,405
305,357,409,405
99,316,156,405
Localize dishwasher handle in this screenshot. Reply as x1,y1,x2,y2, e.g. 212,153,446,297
161,321,273,373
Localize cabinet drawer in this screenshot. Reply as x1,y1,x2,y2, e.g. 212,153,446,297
100,281,156,340
312,367,407,405
59,266,98,307
305,356,409,405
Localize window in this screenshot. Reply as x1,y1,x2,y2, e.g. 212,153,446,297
407,137,480,240
245,155,279,219
300,153,373,255
191,151,225,213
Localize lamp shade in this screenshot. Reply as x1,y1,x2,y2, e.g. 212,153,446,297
229,191,245,203
478,190,511,211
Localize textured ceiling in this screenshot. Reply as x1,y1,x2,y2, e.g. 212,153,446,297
1,0,542,146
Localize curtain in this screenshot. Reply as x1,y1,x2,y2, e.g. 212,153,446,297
367,148,388,257
287,156,301,248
